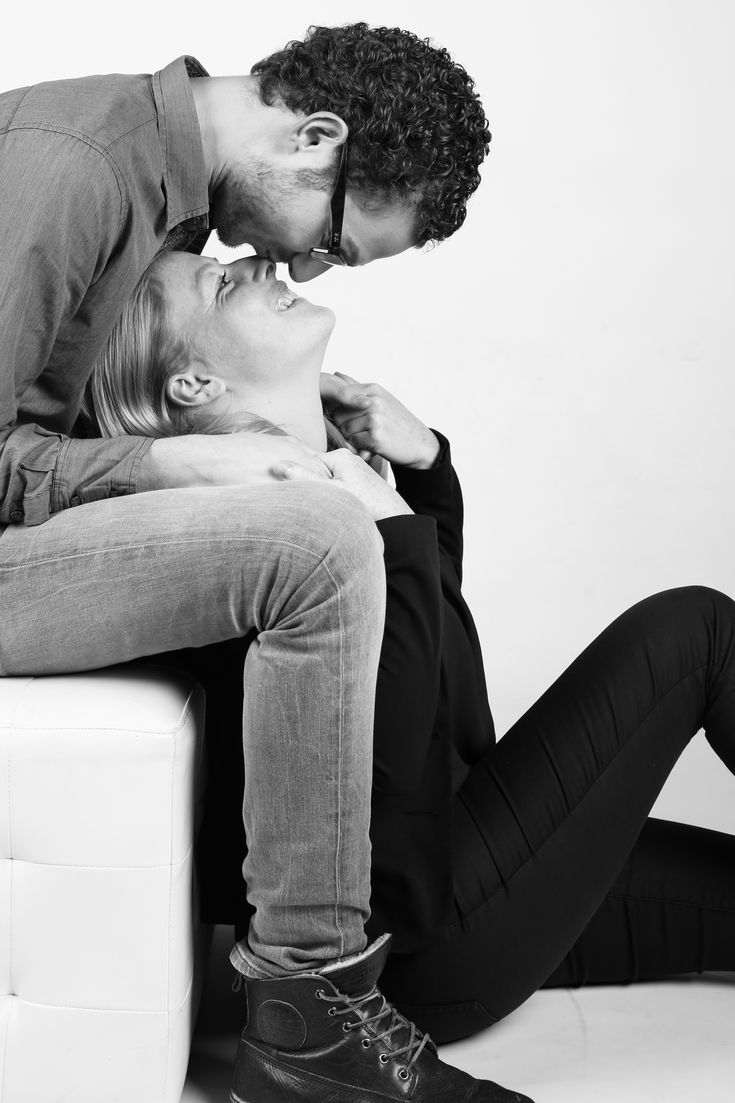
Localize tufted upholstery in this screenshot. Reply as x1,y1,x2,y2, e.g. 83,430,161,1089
0,664,208,1103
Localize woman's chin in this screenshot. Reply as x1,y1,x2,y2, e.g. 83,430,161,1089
283,300,335,361
320,305,337,332
294,298,335,323
301,301,336,336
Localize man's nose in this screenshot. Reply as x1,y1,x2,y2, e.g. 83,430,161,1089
288,253,334,283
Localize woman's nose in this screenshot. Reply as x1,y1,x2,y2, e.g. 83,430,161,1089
233,257,276,282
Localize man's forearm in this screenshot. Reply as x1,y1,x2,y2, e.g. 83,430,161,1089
137,433,334,492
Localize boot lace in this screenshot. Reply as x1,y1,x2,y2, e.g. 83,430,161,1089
316,985,431,1080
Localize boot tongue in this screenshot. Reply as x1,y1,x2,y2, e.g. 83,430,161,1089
319,932,391,998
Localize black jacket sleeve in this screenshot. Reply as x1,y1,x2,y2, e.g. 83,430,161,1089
391,431,464,583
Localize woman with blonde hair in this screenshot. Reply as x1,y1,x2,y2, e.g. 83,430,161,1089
88,249,735,1096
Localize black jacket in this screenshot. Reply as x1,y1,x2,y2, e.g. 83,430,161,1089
367,433,495,950
193,433,496,954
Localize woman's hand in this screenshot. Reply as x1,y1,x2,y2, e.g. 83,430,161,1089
273,448,414,522
320,372,440,470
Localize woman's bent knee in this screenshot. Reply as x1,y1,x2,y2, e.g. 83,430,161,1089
641,585,735,633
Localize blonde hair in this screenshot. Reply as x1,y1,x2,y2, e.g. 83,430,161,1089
85,256,282,439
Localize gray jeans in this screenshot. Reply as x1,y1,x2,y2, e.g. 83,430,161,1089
0,481,386,976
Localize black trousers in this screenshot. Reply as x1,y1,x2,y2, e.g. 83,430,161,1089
379,586,735,1043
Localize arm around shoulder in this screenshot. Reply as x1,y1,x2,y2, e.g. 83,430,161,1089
138,433,333,492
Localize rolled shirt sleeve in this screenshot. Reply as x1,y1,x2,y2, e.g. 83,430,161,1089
0,424,151,525
51,435,153,516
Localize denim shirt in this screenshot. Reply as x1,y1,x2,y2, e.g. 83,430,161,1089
0,56,211,525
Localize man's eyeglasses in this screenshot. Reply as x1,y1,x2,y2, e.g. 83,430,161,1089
308,143,349,268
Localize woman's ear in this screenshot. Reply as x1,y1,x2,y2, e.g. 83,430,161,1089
288,112,348,156
165,367,227,408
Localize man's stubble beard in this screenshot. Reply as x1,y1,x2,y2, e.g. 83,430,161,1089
210,163,273,249
210,159,335,251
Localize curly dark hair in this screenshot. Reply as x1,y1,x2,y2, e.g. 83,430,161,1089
251,23,491,246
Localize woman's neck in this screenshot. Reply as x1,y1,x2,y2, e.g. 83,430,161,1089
228,365,328,452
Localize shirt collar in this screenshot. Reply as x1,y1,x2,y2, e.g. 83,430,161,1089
152,56,211,232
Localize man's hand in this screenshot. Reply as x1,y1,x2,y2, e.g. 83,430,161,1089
273,448,414,522
138,432,332,492
320,372,440,470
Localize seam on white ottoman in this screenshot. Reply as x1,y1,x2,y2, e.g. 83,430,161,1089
1,700,197,736
1,847,193,870
3,971,195,1015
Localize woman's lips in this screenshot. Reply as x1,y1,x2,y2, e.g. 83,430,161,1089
274,286,300,312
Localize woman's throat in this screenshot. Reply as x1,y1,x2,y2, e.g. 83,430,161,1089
234,384,327,453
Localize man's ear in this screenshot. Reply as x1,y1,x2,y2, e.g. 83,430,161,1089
288,112,348,157
165,367,227,408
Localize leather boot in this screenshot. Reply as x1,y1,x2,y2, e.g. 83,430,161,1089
230,934,533,1102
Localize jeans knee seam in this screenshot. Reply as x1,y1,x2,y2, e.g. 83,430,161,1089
321,555,347,958
0,534,331,574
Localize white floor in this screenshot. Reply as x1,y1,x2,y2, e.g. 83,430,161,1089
181,926,734,1103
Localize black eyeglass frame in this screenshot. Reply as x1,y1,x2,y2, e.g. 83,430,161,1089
308,142,349,267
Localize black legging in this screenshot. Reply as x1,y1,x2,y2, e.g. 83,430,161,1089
379,586,735,1043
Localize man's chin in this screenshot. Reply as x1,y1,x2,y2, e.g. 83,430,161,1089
214,226,251,250
215,226,285,266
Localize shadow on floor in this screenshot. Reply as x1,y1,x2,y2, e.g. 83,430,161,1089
182,926,735,1103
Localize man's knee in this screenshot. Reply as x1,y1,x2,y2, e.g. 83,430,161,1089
320,487,384,571
273,480,384,576
251,482,385,632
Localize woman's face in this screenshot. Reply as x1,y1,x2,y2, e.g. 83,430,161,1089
155,252,335,382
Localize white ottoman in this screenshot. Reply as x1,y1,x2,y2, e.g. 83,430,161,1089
0,663,208,1103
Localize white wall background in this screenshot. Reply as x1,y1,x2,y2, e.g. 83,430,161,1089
4,1,735,829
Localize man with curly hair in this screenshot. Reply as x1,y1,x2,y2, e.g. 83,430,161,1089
213,22,491,279
0,23,519,1103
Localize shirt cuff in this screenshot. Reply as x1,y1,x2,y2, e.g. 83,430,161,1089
51,435,154,514
392,431,453,498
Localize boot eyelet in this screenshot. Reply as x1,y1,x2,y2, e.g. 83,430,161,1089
398,1068,410,1081
361,1038,371,1049
342,1022,352,1033
328,1007,337,1016
315,989,325,1000
378,1053,390,1065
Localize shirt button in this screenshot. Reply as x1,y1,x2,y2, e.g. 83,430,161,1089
10,509,23,523
70,495,82,507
